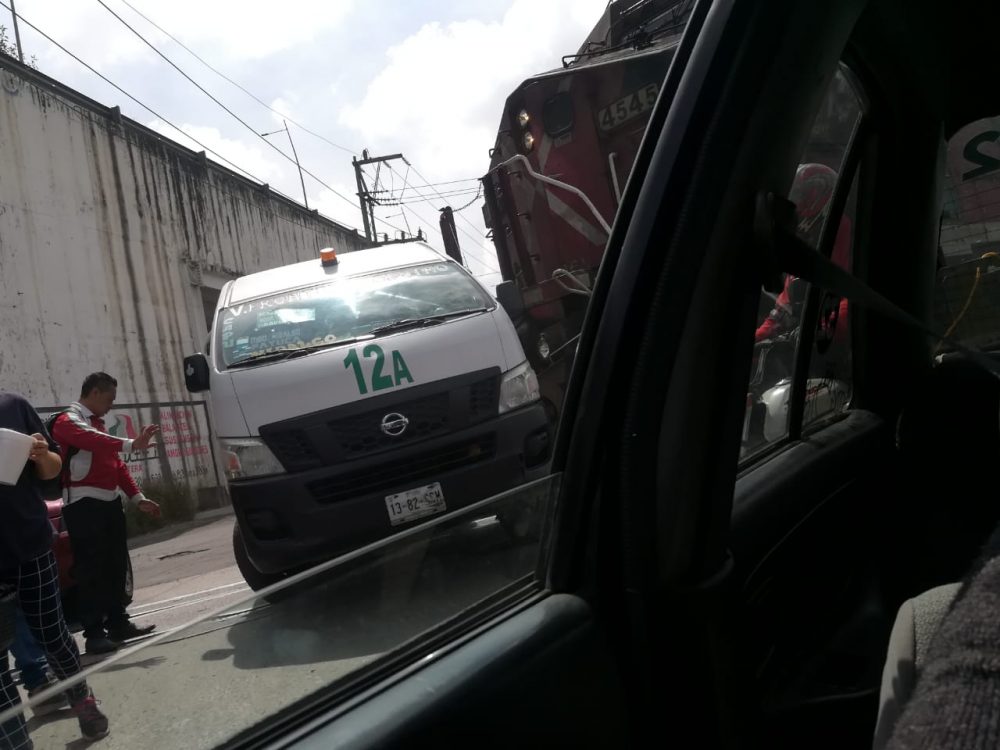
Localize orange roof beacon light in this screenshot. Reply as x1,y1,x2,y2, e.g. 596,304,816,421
320,247,339,267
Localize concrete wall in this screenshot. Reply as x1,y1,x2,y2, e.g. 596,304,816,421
0,60,368,501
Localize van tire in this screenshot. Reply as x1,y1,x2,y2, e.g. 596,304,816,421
233,523,287,592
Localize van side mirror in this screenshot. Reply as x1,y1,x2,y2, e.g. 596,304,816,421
495,281,524,320
184,354,211,393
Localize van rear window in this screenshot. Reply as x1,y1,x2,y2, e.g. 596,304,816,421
216,262,492,369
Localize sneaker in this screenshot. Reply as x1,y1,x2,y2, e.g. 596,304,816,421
27,673,69,717
107,622,155,642
84,636,120,655
71,691,109,741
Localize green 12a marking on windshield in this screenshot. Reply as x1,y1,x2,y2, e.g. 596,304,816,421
344,345,414,395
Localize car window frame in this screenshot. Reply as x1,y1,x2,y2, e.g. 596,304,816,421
735,64,869,469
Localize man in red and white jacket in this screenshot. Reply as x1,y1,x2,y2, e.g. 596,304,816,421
52,372,161,654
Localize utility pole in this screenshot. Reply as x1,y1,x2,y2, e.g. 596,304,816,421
261,121,308,209
352,151,423,246
352,150,375,242
9,0,24,63
439,207,463,265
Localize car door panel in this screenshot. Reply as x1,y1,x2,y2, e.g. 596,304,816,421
731,410,896,746
289,595,627,750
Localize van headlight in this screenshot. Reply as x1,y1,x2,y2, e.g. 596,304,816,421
499,361,541,414
219,438,284,480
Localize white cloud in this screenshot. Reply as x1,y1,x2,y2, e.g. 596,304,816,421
22,0,355,70
17,0,607,283
269,97,298,127
337,0,606,280
339,0,606,181
177,0,355,59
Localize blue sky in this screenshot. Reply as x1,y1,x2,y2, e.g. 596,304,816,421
7,0,608,287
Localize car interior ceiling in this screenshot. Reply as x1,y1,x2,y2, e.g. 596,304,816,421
723,1,1000,748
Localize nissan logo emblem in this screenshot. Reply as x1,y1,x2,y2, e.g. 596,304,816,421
380,412,409,437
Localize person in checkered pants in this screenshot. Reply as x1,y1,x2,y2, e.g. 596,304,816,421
0,392,109,749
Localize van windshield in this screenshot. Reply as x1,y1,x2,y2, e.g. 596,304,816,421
216,261,493,369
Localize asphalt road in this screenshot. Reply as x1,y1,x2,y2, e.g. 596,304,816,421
126,515,249,635
15,499,542,749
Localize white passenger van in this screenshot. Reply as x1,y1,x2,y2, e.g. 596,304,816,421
185,243,551,589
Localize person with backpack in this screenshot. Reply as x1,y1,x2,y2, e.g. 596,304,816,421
50,373,160,656
0,390,109,749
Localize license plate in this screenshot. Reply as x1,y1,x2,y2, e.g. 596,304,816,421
385,483,446,526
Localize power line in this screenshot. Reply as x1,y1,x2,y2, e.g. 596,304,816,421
115,0,493,232
423,177,482,187
388,163,495,261
106,0,495,253
94,0,289,158
395,176,481,189
113,0,358,157
98,0,490,254
378,188,482,206
411,164,488,237
12,0,490,257
416,214,494,275
113,0,488,215
449,183,483,212
9,0,397,240
366,175,480,205
394,164,447,248
0,16,366,242
369,179,496,274
390,166,488,241
370,185,480,197
0,0,269,185
398,163,412,202
380,181,497,274
92,0,391,233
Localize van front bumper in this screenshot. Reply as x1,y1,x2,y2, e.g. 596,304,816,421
230,403,551,575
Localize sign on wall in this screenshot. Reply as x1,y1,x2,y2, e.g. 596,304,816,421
39,400,221,489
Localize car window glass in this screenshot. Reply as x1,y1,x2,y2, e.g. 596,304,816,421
0,476,558,749
937,118,1000,352
741,67,862,459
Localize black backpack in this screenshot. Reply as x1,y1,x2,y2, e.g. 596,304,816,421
36,409,77,501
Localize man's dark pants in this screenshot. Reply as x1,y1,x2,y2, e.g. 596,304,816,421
62,498,129,639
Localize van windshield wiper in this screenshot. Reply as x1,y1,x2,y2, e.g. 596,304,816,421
369,307,490,336
228,336,374,369
228,348,309,368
